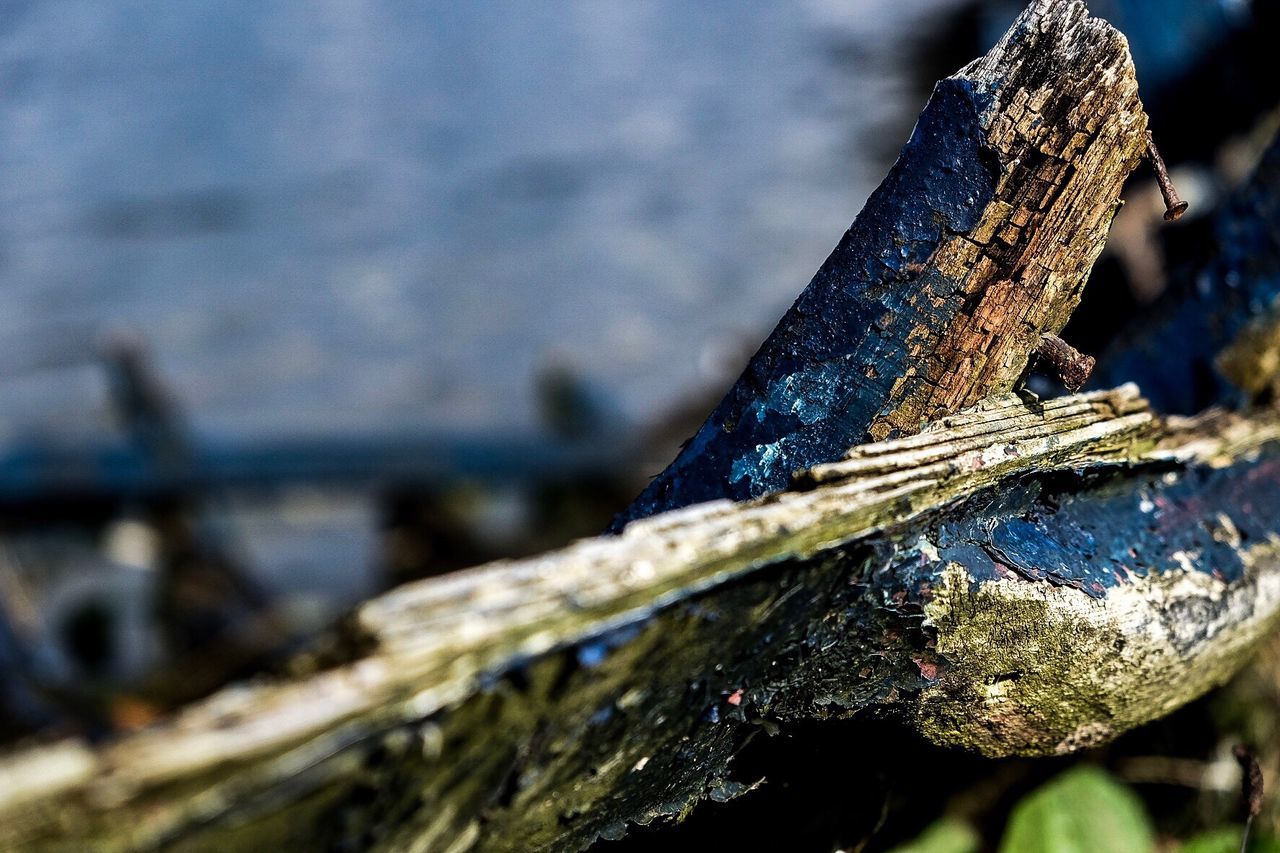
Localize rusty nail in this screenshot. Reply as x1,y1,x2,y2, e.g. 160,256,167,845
1035,334,1095,393
1145,130,1188,221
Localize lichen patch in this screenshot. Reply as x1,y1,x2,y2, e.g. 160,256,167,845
916,546,1280,756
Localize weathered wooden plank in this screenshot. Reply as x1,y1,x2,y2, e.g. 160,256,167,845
614,0,1148,527
9,3,1266,850
3,385,1280,850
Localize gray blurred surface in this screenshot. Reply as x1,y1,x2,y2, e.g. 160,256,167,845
0,0,963,444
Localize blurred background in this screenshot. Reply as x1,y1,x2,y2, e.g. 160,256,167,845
0,0,986,735
0,0,1278,846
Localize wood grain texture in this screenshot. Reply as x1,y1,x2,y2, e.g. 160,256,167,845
5,3,1247,850
614,0,1148,527
4,386,1280,850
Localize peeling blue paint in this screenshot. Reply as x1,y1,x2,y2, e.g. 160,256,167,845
895,455,1280,601
612,78,998,529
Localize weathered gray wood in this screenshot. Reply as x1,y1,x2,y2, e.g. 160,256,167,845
3,385,1280,850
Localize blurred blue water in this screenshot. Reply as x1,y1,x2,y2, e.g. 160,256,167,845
0,0,956,445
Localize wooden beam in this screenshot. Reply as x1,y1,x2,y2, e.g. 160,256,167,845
13,3,1272,851
4,385,1280,850
614,0,1148,527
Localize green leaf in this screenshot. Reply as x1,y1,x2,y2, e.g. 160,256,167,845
890,816,980,853
998,765,1156,853
1181,826,1280,853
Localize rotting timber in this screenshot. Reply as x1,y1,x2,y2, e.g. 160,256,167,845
6,388,1280,851
3,2,1280,851
612,0,1148,527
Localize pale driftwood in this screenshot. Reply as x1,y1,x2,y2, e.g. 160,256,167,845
2,385,1280,850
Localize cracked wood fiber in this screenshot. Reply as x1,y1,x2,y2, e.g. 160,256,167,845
0,3,1219,850
614,0,1148,528
5,389,1280,851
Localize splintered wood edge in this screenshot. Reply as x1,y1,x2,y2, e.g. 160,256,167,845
0,2,1218,841
867,0,1147,438
617,0,1149,526
3,383,1280,833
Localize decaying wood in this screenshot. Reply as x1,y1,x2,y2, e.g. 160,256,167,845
5,2,1275,851
4,385,1280,850
614,0,1148,526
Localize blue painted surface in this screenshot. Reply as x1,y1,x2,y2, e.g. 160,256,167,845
903,454,1280,601
614,78,997,527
